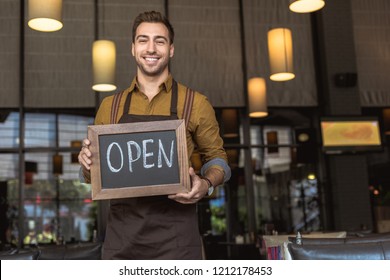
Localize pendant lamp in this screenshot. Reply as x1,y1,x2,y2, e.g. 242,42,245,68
52,154,63,175
221,109,239,138
289,0,325,13
248,78,268,118
28,0,63,32
268,28,295,82
92,40,117,92
266,131,279,154
70,140,82,163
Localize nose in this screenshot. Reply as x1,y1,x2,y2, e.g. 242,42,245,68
146,41,156,53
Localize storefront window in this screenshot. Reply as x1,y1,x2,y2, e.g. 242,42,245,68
0,112,19,149
0,112,94,246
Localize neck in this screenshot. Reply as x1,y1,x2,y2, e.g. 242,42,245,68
137,69,169,100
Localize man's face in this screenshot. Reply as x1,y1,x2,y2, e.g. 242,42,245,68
132,22,174,77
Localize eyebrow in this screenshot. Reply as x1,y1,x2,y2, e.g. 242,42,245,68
135,35,169,42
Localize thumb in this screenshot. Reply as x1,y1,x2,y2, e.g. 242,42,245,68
189,167,197,178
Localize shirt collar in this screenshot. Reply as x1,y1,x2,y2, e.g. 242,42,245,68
129,74,173,93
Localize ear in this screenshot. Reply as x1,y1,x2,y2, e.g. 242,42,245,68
169,44,174,58
131,43,135,57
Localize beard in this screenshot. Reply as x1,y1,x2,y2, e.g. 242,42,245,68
135,55,170,77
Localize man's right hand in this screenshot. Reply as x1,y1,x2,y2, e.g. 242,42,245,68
78,138,92,170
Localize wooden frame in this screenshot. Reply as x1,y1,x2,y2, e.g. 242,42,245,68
88,119,190,200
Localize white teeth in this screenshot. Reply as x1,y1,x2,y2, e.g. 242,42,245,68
145,57,158,61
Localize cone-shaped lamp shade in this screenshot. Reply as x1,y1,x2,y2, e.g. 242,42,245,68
221,109,239,138
289,0,325,13
28,0,63,32
266,131,279,154
268,28,295,81
52,154,63,175
92,40,117,92
71,140,82,163
248,78,268,118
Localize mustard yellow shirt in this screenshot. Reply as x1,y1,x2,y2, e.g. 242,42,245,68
95,75,228,175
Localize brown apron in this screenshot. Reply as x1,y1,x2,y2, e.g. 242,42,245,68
102,81,202,260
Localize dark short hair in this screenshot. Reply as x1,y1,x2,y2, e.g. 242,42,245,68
132,11,174,44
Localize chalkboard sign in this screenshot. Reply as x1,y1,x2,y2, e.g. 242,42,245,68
88,119,190,200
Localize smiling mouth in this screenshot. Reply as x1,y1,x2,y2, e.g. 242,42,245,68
144,57,159,62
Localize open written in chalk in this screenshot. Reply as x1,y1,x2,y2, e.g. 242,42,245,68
88,119,190,200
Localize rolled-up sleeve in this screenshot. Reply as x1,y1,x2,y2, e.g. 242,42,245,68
192,96,231,182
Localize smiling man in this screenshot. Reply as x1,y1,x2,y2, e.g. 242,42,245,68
132,22,173,79
78,11,231,260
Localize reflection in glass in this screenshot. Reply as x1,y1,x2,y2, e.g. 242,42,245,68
0,112,94,246
25,113,56,148
0,112,19,148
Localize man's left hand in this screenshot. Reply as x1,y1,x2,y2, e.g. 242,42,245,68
168,167,209,204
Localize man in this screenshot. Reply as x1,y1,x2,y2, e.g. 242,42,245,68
78,11,230,259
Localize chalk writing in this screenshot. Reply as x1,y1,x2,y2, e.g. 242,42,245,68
106,139,175,173
98,130,180,189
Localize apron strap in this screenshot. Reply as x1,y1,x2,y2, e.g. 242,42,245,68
111,80,194,125
110,91,125,124
123,90,132,118
121,80,179,119
170,80,178,117
182,87,194,128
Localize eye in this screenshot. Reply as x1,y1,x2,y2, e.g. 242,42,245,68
156,40,165,45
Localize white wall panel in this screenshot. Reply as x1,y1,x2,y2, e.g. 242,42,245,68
24,0,95,108
352,0,390,106
0,0,20,108
169,0,244,107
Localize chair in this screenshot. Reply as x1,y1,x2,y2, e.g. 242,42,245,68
0,248,40,260
0,242,102,260
287,241,390,260
38,242,102,260
260,231,347,260
287,233,390,260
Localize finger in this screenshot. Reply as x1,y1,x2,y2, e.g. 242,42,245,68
82,138,91,147
189,168,205,189
169,192,191,200
169,191,203,202
78,153,92,169
81,153,92,165
78,156,90,170
82,147,92,158
189,167,196,178
79,146,92,161
168,195,197,204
